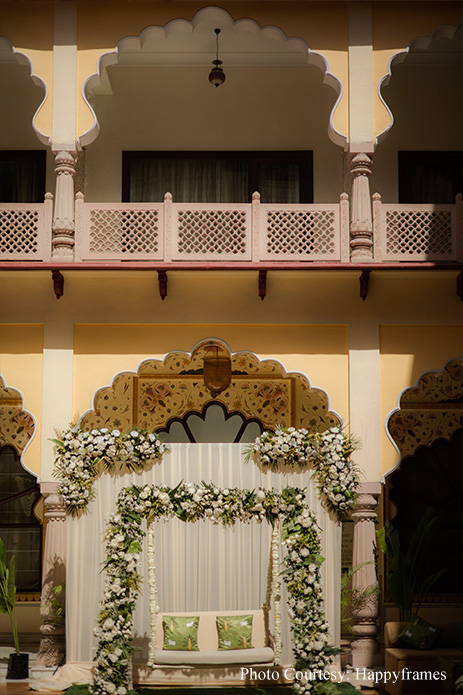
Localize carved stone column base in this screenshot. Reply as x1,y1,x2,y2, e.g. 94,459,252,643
36,630,65,667
351,621,382,668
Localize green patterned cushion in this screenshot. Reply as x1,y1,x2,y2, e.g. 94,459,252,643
216,614,254,650
399,615,441,649
162,615,199,651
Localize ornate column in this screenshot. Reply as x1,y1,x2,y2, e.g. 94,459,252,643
350,153,373,262
52,150,76,260
37,482,66,666
350,482,381,669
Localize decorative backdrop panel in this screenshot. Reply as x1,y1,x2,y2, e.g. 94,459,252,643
80,340,340,434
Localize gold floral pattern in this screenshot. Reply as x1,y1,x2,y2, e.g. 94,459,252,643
388,359,463,458
0,376,35,452
80,340,341,433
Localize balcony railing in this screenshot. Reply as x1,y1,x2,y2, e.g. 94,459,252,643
75,193,349,263
0,194,53,261
373,193,462,262
0,192,461,264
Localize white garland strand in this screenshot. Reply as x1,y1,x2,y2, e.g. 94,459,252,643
271,522,282,665
147,521,159,667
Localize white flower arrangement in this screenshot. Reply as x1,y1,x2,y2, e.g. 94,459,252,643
52,426,168,515
90,483,336,695
245,425,360,522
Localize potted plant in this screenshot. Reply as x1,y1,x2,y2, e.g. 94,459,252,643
0,537,29,679
376,507,445,621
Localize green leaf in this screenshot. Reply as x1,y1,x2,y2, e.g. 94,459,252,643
49,438,66,450
7,556,16,606
127,541,141,554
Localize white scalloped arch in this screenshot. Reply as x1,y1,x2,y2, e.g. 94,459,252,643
376,22,462,146
80,6,346,148
384,357,463,480
0,37,50,146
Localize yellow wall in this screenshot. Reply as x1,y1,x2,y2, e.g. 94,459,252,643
380,325,463,477
73,323,349,426
0,325,43,477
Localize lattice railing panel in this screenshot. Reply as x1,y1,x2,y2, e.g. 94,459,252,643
261,206,340,260
173,206,251,260
82,205,163,260
0,205,49,260
379,205,456,261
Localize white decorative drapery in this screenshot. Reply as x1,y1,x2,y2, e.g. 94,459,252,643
66,443,341,668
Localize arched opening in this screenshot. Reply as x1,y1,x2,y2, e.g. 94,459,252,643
81,8,345,206
0,38,51,203
385,359,463,602
373,23,462,204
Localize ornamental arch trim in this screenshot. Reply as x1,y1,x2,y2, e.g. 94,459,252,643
0,37,50,146
0,373,37,477
79,338,342,435
385,357,463,479
80,5,346,148
376,22,462,146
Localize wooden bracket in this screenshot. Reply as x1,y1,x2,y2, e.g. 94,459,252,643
359,269,370,301
52,270,64,300
457,270,463,301
258,270,267,301
158,270,168,300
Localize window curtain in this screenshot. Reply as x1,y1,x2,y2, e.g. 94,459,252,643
129,159,248,203
66,443,341,667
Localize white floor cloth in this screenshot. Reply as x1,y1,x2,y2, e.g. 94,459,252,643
66,443,341,670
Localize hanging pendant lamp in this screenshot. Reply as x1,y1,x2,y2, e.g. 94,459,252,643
208,28,226,87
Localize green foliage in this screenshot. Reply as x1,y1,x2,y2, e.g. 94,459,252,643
376,507,446,621
0,537,20,655
314,682,360,695
47,582,66,626
340,562,380,634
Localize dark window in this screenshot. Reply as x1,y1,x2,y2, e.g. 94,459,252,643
398,151,463,204
122,151,313,204
157,402,265,443
0,446,42,592
0,151,46,203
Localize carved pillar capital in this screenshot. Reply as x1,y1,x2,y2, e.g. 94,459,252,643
350,481,382,669
52,149,77,260
350,152,373,262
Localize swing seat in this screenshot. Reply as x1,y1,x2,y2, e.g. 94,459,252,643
151,609,275,667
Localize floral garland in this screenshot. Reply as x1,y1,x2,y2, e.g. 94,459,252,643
262,522,282,664
52,426,168,516
282,502,338,694
90,483,332,695
245,425,360,522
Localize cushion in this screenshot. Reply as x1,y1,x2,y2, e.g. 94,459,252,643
162,615,199,651
152,646,275,666
398,615,441,650
216,614,253,650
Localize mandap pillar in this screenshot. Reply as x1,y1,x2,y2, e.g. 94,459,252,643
350,481,381,669
36,482,66,666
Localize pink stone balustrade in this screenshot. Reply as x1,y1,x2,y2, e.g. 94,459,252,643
372,193,462,262
1,192,462,264
74,193,349,263
0,194,53,261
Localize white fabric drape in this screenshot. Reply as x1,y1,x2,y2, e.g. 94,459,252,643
66,443,341,667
